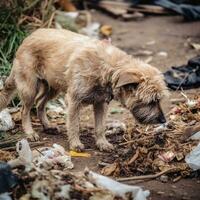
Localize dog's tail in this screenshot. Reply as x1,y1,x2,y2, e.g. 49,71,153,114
0,66,16,110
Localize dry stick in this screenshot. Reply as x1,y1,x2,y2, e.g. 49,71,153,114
119,134,155,146
116,167,179,182
1,141,45,151
47,12,55,28
127,149,139,165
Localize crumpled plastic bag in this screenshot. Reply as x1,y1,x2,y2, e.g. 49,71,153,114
0,109,14,131
185,143,200,170
190,131,200,140
0,193,12,200
33,144,74,170
85,170,150,200
8,139,33,172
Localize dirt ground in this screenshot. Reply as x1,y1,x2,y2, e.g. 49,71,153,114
12,12,200,200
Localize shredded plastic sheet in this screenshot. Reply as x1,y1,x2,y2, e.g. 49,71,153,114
86,170,150,200
8,139,32,170
32,143,74,170
8,139,74,170
185,143,200,170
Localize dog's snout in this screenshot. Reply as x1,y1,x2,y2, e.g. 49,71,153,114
158,115,166,124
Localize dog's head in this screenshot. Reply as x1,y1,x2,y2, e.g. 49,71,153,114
112,60,168,124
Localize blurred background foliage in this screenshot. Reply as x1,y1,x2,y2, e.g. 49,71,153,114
0,0,56,76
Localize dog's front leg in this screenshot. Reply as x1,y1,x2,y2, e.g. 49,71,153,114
93,102,114,152
66,95,84,152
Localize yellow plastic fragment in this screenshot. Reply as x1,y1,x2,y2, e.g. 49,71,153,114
69,150,91,158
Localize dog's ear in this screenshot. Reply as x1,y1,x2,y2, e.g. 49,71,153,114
116,72,141,88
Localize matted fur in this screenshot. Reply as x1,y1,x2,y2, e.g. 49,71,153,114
0,28,168,151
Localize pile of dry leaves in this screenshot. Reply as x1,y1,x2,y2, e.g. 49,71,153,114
100,96,200,180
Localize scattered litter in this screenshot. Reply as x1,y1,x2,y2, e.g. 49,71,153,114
55,10,91,32
69,150,91,158
58,0,77,12
0,162,18,194
190,131,200,140
100,25,112,37
33,143,74,170
46,98,66,118
146,40,156,45
0,193,12,200
3,140,149,200
154,123,168,133
157,51,168,57
0,109,14,132
185,143,200,170
8,139,32,170
160,175,168,183
190,42,200,51
81,22,101,38
132,50,153,56
122,12,144,21
100,96,199,179
0,150,14,162
144,56,153,64
85,170,150,200
110,107,124,114
158,151,175,163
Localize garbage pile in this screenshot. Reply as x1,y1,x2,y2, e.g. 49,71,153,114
0,139,150,200
100,96,200,181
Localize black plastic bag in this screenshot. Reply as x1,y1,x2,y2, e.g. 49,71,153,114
164,56,200,90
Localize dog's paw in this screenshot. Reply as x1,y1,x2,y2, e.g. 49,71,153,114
44,125,60,135
26,132,40,141
96,139,114,152
70,140,85,152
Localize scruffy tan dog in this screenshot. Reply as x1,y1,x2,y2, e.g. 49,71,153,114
0,29,168,151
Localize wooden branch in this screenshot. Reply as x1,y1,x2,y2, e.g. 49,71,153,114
116,168,180,182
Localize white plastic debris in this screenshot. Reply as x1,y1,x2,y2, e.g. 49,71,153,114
190,131,200,140
33,143,74,170
54,185,71,199
8,139,32,170
0,109,14,131
180,92,198,108
157,51,168,57
0,193,12,200
146,40,155,46
85,171,150,200
81,22,100,38
31,180,51,200
185,143,200,170
154,123,168,133
46,102,65,114
46,98,66,118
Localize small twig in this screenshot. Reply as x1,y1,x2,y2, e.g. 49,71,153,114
127,149,139,165
1,141,45,151
34,148,45,156
173,176,182,183
116,168,179,182
47,12,55,28
119,134,155,146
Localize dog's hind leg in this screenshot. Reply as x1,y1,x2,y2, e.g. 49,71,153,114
93,102,114,152
16,73,39,141
35,82,59,134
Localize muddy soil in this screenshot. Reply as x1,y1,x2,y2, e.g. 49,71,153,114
14,12,200,200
